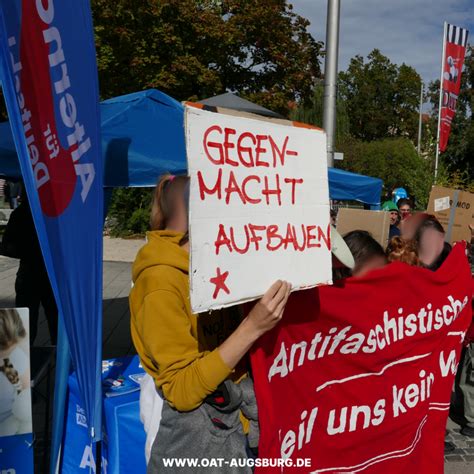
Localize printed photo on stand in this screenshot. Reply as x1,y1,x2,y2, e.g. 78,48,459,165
0,308,34,473
0,308,32,436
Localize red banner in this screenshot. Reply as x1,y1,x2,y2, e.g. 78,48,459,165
439,24,469,152
251,244,472,473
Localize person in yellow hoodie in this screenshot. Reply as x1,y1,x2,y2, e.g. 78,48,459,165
130,174,291,473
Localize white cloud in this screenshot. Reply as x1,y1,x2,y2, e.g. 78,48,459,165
291,0,473,83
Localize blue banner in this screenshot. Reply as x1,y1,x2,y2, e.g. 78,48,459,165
0,0,103,454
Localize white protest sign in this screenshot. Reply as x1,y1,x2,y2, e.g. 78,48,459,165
185,105,332,313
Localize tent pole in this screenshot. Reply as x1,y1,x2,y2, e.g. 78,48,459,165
50,317,71,474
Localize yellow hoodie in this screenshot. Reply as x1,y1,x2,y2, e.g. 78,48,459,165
130,230,244,412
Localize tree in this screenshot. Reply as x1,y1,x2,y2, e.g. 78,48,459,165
91,0,323,115
92,0,324,236
107,187,153,236
290,83,351,144
339,49,422,141
338,136,433,208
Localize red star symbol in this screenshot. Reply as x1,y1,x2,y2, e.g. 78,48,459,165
210,267,230,299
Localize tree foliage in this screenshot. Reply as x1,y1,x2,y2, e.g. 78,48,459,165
107,188,153,236
92,0,324,236
291,83,351,144
339,49,422,141
338,136,433,208
91,0,322,115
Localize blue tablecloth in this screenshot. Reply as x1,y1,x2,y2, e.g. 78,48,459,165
61,356,147,473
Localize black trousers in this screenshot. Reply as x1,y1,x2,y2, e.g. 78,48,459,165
15,262,58,345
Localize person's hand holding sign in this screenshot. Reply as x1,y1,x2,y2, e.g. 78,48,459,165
218,280,291,370
246,280,292,336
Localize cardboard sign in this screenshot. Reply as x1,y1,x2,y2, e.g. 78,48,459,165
0,308,34,473
336,208,390,248
251,244,472,473
185,105,332,313
427,185,473,243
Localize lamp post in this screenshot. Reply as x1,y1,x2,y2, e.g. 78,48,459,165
323,0,341,168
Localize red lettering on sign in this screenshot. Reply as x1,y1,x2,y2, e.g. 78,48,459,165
242,175,262,204
198,169,222,200
262,175,282,206
214,223,232,255
268,135,288,167
306,225,320,248
255,135,269,167
249,224,266,251
318,224,331,250
284,177,304,205
223,128,238,166
225,170,246,205
201,125,299,169
266,225,283,251
237,132,256,167
214,223,329,255
203,125,224,165
230,225,251,254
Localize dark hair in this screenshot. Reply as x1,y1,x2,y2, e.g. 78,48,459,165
397,198,412,209
334,230,386,279
414,215,445,245
427,241,452,271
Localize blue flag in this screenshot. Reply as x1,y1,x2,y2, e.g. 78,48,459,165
0,0,103,446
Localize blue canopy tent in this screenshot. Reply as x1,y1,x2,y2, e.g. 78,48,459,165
0,89,382,205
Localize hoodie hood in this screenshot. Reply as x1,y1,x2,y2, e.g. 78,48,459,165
132,230,189,283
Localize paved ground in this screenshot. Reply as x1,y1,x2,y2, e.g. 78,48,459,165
1,236,472,473
0,250,136,472
103,235,145,263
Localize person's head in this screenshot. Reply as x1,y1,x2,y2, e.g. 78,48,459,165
150,174,190,236
397,198,412,220
0,309,26,358
400,212,427,241
330,209,337,227
382,201,400,226
414,215,447,269
342,230,387,277
386,236,420,266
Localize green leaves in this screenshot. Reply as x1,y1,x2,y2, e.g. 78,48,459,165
339,49,422,142
91,0,322,115
338,137,433,208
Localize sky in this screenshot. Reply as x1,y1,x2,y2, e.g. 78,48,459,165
291,0,474,84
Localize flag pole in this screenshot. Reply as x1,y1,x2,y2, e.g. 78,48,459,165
434,21,447,181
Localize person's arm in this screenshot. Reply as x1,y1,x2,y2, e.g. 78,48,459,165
218,280,291,369
138,280,291,411
139,288,233,411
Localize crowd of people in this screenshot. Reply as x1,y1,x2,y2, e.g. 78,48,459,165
0,174,471,471
129,174,473,472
